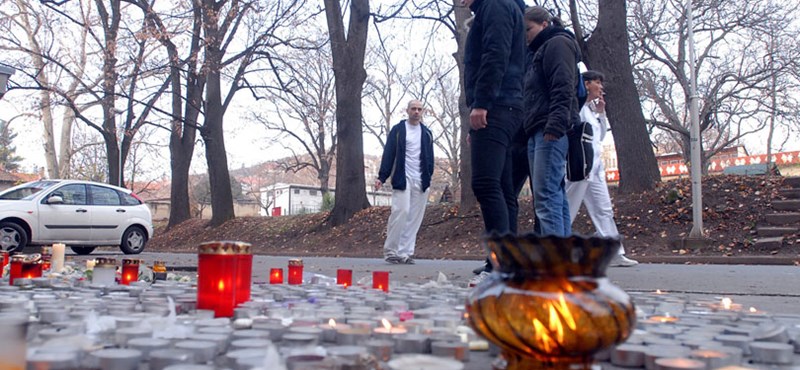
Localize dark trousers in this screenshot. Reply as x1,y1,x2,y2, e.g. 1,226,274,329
470,106,522,271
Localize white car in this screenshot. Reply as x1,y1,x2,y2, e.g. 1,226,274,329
0,179,154,255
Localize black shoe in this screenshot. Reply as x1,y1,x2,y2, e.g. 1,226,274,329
385,256,403,264
473,264,488,275
403,256,416,265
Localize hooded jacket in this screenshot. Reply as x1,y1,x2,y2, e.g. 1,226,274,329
377,120,434,192
523,26,582,138
463,0,526,111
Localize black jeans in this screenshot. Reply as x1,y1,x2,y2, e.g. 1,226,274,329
471,106,522,261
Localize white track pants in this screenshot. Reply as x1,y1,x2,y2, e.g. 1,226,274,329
566,178,626,255
383,178,429,259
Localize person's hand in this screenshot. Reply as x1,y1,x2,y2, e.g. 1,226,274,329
544,133,559,142
374,179,382,191
469,108,488,130
595,95,606,113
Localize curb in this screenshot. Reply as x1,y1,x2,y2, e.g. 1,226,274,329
632,256,800,265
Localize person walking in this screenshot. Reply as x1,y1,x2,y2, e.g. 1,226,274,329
462,0,527,285
566,71,638,267
376,100,435,265
523,6,581,237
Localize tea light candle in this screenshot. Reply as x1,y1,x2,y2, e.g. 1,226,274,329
395,333,432,354
148,349,196,370
114,327,153,347
50,243,66,272
174,340,217,363
374,318,408,340
431,340,470,362
386,354,464,370
282,333,318,347
336,269,353,288
366,338,395,362
689,349,736,369
645,346,691,369
90,349,143,370
714,334,752,355
611,344,648,367
320,318,350,342
127,338,171,359
653,357,705,370
373,271,389,292
229,338,272,350
336,327,371,346
27,352,80,369
269,268,283,284
748,342,794,364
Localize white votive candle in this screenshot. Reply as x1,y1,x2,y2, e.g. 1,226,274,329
51,243,65,272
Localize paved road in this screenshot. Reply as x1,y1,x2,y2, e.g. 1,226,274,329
70,250,800,315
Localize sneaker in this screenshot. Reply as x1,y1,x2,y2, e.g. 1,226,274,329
609,255,639,267
472,264,487,275
468,271,492,287
403,256,416,265
385,256,404,264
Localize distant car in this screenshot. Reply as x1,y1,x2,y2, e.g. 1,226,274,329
0,179,154,255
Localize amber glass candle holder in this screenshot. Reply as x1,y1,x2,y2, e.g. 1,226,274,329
287,258,303,285
8,255,24,285
336,269,353,288
121,259,140,285
372,271,389,292
269,268,283,284
466,234,636,370
152,260,167,281
197,241,251,318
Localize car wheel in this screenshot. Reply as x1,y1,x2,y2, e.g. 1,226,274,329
0,221,27,253
120,226,147,255
70,246,96,255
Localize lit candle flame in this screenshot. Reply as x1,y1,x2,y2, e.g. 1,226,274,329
532,318,556,353
656,289,663,294
329,319,336,327
381,318,392,331
218,280,225,291
721,297,732,310
749,307,757,313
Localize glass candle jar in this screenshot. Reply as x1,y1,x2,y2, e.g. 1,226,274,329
152,260,167,281
121,259,140,285
197,242,239,317
269,268,284,284
92,257,117,286
337,269,353,288
21,254,43,279
234,243,252,306
373,271,389,292
9,255,24,285
40,246,52,271
0,251,8,277
288,258,303,285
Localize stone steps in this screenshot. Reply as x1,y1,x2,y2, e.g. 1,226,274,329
753,236,784,250
765,213,800,226
778,188,800,199
756,226,799,237
771,200,800,211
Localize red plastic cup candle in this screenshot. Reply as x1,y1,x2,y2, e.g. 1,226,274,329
373,271,389,292
0,251,7,277
21,254,43,279
197,241,248,317
269,268,284,284
234,243,253,306
121,259,140,285
288,258,303,285
336,269,353,288
8,255,24,285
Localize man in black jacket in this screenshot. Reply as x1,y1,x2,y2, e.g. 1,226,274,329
375,100,435,265
463,0,526,284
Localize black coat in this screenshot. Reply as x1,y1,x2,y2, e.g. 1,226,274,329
377,121,434,192
463,0,526,111
523,26,582,138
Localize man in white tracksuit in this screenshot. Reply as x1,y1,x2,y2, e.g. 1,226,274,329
375,100,435,265
566,70,638,267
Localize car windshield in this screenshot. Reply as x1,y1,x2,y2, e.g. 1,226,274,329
0,180,61,200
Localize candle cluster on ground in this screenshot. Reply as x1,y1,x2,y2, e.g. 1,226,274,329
2,253,800,369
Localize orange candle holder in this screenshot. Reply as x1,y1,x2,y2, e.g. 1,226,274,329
373,271,389,292
288,258,303,285
234,243,252,306
8,255,24,285
336,269,353,288
197,241,252,318
269,268,284,284
121,259,140,285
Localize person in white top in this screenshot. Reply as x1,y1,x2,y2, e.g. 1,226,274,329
375,100,435,264
566,71,638,267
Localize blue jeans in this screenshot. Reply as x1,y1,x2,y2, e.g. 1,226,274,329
528,130,571,237
471,106,522,237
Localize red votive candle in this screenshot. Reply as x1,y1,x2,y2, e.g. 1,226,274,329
22,260,43,279
120,259,140,285
0,251,7,277
8,255,24,285
269,268,284,284
288,258,303,285
234,243,253,306
336,269,353,288
198,241,248,317
373,271,389,292
41,246,52,271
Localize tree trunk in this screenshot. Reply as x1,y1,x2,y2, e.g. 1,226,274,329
325,0,371,226
452,0,476,213
202,53,235,226
586,0,660,192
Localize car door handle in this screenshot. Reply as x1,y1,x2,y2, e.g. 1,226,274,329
76,209,88,213
116,209,126,213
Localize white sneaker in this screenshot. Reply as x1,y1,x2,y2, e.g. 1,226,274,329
468,271,492,287
609,255,639,267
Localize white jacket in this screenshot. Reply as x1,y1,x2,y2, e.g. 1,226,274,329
580,100,608,183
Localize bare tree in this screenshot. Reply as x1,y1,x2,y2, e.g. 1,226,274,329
629,0,797,172
252,42,337,194
362,28,410,150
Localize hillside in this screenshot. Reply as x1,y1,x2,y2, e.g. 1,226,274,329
148,175,799,262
